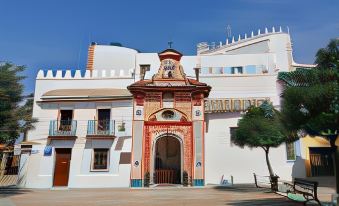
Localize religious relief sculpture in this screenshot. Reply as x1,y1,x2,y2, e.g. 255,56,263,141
163,59,176,78
161,110,175,119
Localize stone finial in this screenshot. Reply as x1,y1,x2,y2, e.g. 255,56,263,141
279,26,282,32
219,41,222,46
232,36,235,43
272,26,275,33
238,34,241,41
258,29,261,35
287,26,290,34
226,38,229,45
245,33,247,39
251,31,254,37
265,27,268,34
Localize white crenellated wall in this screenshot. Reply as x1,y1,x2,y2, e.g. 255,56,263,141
36,69,134,80
197,27,293,72
197,26,286,54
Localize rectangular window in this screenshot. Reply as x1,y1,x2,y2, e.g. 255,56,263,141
201,67,209,74
97,109,111,132
59,110,73,131
211,67,223,74
92,148,109,171
245,65,257,74
223,67,232,74
286,142,296,161
231,67,243,74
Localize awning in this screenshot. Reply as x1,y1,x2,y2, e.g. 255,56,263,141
40,88,132,101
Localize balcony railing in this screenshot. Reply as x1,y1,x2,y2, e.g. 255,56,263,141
49,120,77,136
87,120,115,136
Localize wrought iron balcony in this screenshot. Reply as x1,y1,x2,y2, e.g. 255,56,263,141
49,120,77,137
87,120,115,136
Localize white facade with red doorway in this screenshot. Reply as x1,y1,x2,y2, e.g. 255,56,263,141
17,27,314,188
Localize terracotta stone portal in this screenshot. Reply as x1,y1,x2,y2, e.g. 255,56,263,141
128,49,210,187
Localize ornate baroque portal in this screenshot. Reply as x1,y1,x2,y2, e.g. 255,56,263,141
128,49,211,187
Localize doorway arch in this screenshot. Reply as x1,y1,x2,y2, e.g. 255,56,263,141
150,134,183,184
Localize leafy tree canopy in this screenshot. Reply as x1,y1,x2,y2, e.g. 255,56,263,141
234,101,288,149
0,62,35,145
278,39,339,145
233,101,288,177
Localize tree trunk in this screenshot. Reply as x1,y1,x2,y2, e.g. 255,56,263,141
264,147,274,177
335,146,339,206
264,147,279,191
329,136,338,205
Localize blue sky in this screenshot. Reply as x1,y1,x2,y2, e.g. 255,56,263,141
0,0,338,94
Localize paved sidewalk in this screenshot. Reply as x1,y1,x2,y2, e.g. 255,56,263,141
0,185,314,206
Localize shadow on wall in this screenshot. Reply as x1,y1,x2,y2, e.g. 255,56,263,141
291,156,307,180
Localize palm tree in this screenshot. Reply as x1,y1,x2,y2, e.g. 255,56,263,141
278,39,339,196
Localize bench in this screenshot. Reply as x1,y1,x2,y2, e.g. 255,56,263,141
284,178,321,205
253,173,279,191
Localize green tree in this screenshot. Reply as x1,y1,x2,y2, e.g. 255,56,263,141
233,101,288,177
278,39,339,195
18,93,37,142
0,62,35,145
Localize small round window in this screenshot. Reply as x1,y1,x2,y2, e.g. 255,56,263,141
162,110,175,119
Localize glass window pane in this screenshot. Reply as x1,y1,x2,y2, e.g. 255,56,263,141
286,143,296,161
211,67,222,74
223,67,232,74
245,65,257,74
201,67,209,74
93,149,109,170
231,67,243,74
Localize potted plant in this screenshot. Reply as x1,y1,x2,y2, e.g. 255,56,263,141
183,171,189,187
118,121,125,132
144,172,150,187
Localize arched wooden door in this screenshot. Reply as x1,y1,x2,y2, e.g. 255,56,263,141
154,136,181,184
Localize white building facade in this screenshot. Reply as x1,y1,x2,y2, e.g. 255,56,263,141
19,27,313,188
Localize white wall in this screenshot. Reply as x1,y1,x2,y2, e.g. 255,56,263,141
23,137,132,188
93,45,138,72
204,113,294,184
200,75,280,106
197,32,292,72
